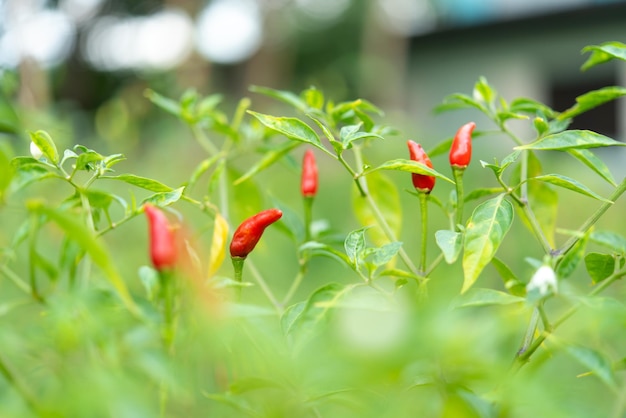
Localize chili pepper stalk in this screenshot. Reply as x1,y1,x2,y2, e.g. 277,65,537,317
407,140,436,274
449,122,475,230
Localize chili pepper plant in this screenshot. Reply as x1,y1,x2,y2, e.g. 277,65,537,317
0,41,626,417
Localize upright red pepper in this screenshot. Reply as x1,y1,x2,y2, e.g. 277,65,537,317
144,204,178,271
230,209,283,259
449,122,476,169
407,140,436,194
301,149,318,198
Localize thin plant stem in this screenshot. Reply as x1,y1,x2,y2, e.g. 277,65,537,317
557,176,626,257
0,265,33,296
452,168,465,231
419,193,429,274
245,259,282,314
282,260,308,307
0,351,42,417
303,197,313,242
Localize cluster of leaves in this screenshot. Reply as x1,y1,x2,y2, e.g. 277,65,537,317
0,41,625,417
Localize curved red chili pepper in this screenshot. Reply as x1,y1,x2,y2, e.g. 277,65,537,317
301,149,318,198
230,209,283,259
407,140,436,194
449,122,476,169
144,204,178,271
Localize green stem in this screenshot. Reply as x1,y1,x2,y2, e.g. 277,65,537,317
303,197,314,242
514,268,626,368
159,270,176,352
231,257,245,302
557,176,626,257
0,265,34,297
352,147,421,279
282,260,308,306
0,352,42,417
246,260,282,313
337,153,367,197
419,193,429,274
452,168,465,231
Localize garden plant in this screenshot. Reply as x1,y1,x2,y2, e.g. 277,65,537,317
1,41,626,417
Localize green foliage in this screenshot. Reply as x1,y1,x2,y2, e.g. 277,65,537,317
1,41,626,418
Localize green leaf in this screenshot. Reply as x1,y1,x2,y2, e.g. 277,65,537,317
584,253,619,284
516,130,626,151
248,111,322,149
302,87,324,110
281,283,344,339
229,167,263,222
491,257,526,296
352,171,401,247
102,174,173,192
509,98,556,118
75,150,104,172
344,227,369,267
339,124,383,149
29,130,59,164
529,174,611,202
370,241,403,267
565,344,618,389
452,288,524,308
566,149,616,187
558,86,626,120
462,195,514,293
298,242,351,267
473,76,496,107
144,89,181,117
435,230,462,264
590,230,626,254
230,377,284,394
434,93,487,114
250,85,306,112
364,158,454,184
234,142,300,185
142,187,184,207
581,41,626,71
464,187,503,202
186,154,222,191
28,201,138,315
556,230,589,279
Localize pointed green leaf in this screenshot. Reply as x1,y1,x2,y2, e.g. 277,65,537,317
452,288,524,308
491,257,525,296
250,85,306,112
581,41,626,71
144,89,181,117
248,111,322,149
584,253,618,284
75,150,104,172
302,87,324,110
102,174,173,192
556,230,589,279
462,195,514,293
142,187,184,207
559,86,626,120
281,283,344,339
567,149,616,187
529,174,611,202
509,97,556,118
27,201,138,315
298,242,351,267
434,93,487,114
516,130,626,151
464,187,503,202
364,159,454,184
29,130,59,164
234,142,300,185
370,241,403,267
565,344,618,389
435,229,462,264
590,230,626,254
344,227,369,266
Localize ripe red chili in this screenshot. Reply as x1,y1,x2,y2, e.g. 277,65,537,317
301,149,318,198
230,209,283,259
144,204,177,271
407,140,436,193
449,122,476,169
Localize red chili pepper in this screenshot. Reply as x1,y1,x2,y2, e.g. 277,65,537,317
449,122,476,169
144,204,178,271
230,209,283,259
301,149,318,198
407,140,436,194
